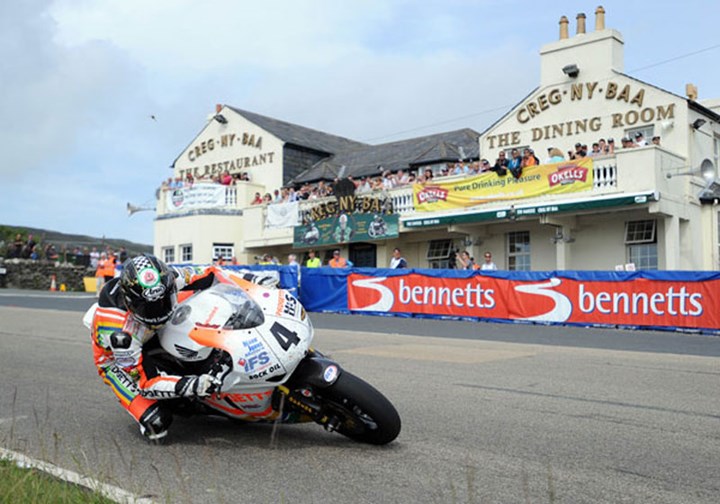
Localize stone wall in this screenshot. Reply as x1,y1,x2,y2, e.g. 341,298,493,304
0,258,93,291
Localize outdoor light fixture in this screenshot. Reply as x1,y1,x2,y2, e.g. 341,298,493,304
692,118,707,130
562,64,579,78
214,114,228,124
666,158,716,181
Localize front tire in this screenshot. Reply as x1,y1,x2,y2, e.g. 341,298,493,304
319,371,401,445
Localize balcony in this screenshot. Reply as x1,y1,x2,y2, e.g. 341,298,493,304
156,181,265,217
160,146,690,246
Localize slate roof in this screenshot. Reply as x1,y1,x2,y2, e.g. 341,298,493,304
293,128,481,183
228,107,368,154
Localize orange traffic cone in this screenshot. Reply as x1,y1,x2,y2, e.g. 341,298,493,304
50,275,57,292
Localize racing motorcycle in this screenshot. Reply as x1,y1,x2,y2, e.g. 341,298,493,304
146,275,400,445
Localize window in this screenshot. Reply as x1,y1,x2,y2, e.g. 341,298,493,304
212,243,234,261
625,220,656,244
627,244,658,270
625,220,657,270
426,239,453,269
180,244,193,263
507,231,530,271
162,246,175,264
625,125,654,145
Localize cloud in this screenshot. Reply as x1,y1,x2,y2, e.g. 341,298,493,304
0,0,149,180
0,0,549,244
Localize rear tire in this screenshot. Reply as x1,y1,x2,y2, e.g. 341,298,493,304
319,371,401,445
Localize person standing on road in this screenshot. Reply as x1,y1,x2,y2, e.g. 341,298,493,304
305,250,321,268
457,250,475,270
328,249,348,268
479,251,498,271
389,248,408,269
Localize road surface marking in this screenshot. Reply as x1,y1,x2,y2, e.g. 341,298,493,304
0,446,157,504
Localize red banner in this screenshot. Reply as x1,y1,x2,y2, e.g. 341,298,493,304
347,273,720,330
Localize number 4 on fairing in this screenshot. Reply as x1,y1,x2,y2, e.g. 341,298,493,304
270,321,300,351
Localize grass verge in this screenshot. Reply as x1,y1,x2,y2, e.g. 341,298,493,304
0,459,115,504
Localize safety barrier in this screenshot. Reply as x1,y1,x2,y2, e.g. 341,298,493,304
212,265,720,334
296,267,720,334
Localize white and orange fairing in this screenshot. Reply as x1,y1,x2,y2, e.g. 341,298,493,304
159,268,312,421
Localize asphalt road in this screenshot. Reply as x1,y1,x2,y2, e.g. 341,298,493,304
0,291,719,503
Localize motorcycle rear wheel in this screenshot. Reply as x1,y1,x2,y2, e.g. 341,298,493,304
319,371,401,445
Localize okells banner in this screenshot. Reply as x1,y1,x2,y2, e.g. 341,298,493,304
413,158,593,211
299,268,720,333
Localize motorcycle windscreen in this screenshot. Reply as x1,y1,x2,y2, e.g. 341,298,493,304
211,284,266,330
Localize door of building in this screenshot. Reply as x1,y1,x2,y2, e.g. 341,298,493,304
349,242,376,267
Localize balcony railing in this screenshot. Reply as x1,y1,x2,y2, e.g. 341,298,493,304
163,148,700,251
156,181,263,216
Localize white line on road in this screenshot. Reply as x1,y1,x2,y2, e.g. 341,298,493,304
0,416,28,424
0,292,96,299
0,447,157,504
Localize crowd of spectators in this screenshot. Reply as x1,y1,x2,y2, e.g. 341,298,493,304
160,170,252,192
158,133,662,207
2,233,130,269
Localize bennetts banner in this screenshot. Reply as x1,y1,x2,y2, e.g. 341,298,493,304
413,158,593,212
294,214,399,248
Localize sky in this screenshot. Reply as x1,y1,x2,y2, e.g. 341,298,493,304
1,0,719,245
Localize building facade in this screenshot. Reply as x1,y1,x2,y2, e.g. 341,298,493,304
155,8,720,271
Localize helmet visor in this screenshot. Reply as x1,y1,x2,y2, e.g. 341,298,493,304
132,293,175,326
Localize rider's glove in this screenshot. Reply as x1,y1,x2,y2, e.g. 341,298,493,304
175,374,222,398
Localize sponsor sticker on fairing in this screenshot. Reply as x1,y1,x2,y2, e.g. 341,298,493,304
323,365,338,383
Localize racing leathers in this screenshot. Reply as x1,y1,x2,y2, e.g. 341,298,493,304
90,265,277,441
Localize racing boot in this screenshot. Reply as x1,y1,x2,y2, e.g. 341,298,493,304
138,403,173,444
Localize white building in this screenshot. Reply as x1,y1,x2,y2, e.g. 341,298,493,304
155,7,720,271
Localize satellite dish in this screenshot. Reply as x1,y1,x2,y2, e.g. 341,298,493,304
700,158,715,182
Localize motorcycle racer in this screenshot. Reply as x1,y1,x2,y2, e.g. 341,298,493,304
90,253,276,442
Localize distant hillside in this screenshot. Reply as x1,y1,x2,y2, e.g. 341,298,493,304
0,224,152,256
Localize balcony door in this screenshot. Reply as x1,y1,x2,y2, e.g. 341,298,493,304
349,243,376,268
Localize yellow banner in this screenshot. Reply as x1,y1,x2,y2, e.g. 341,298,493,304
413,158,594,212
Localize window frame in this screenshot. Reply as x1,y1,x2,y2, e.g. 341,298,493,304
212,243,234,261
506,231,531,271
627,243,658,270
625,125,654,144
161,246,175,264
624,220,656,244
180,244,193,263
426,239,453,269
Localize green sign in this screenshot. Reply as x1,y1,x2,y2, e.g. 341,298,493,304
294,214,399,248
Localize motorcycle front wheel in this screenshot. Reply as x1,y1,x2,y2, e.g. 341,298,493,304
319,371,401,445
